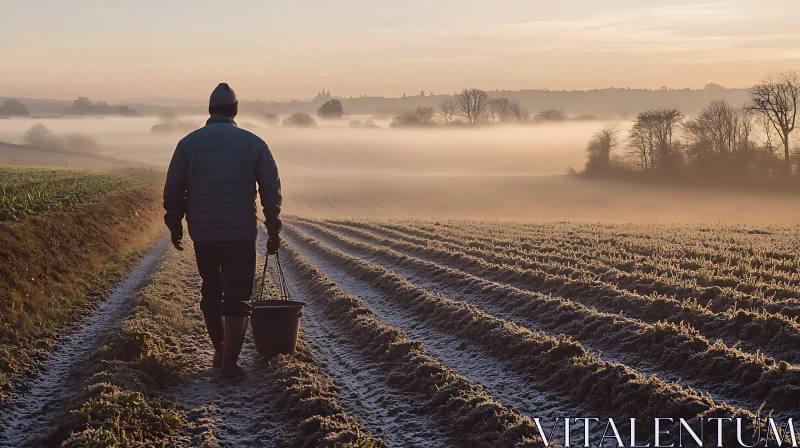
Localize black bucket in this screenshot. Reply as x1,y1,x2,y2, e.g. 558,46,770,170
250,299,306,358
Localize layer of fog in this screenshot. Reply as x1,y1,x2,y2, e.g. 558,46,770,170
2,116,799,224
0,115,602,177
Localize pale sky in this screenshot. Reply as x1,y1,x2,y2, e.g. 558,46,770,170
2,0,799,102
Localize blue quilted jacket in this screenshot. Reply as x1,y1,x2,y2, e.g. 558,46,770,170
163,115,282,241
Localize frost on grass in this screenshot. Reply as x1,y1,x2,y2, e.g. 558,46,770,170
45,250,194,447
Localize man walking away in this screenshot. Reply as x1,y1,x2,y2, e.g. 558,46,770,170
163,83,282,379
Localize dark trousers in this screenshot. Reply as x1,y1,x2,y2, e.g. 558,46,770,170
194,239,256,317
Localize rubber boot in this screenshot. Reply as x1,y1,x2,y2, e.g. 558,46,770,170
202,310,224,369
221,316,248,379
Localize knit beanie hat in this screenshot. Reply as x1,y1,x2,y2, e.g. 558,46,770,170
209,83,238,117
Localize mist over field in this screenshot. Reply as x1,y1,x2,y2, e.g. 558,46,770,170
3,115,800,224
0,116,597,173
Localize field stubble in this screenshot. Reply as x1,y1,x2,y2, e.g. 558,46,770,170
285,217,800,418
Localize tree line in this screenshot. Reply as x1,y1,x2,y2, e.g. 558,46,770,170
311,93,586,127
0,97,138,117
387,88,597,127
583,71,799,185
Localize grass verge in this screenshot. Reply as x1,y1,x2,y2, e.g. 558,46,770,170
42,247,194,447
0,179,164,400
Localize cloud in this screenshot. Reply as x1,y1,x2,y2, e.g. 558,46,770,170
368,2,800,63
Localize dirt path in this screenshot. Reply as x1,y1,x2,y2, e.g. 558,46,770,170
166,267,294,447
0,236,170,448
167,237,390,447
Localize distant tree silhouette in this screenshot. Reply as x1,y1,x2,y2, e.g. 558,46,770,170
414,107,436,125
704,83,726,91
23,123,61,148
350,119,379,129
533,109,569,122
488,98,515,122
626,108,684,170
627,120,651,171
62,97,138,116
682,100,751,162
150,119,200,134
580,87,794,185
456,88,489,124
317,99,345,119
746,71,799,174
585,123,620,173
438,100,457,124
256,110,280,126
283,113,317,127
0,98,30,116
508,100,529,123
390,113,415,127
391,107,437,127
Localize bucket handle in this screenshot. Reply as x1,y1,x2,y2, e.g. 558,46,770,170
257,250,291,301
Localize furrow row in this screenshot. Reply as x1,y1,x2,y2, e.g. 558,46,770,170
431,220,800,297
289,217,799,415
329,219,800,364
279,234,551,447
367,220,800,315
282,222,758,445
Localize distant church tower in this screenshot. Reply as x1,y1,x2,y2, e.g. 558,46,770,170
315,87,332,102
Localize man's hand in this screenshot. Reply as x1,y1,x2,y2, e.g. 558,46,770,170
170,228,184,251
267,235,281,254
164,213,185,251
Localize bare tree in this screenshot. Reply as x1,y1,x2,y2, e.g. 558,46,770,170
414,107,436,125
508,100,529,123
746,71,799,173
682,100,750,162
488,98,514,122
24,123,61,148
627,120,651,171
390,107,437,127
757,114,778,156
487,98,502,122
455,88,489,124
644,108,683,168
653,108,683,162
738,111,754,155
585,123,621,172
439,99,456,124
626,108,683,170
